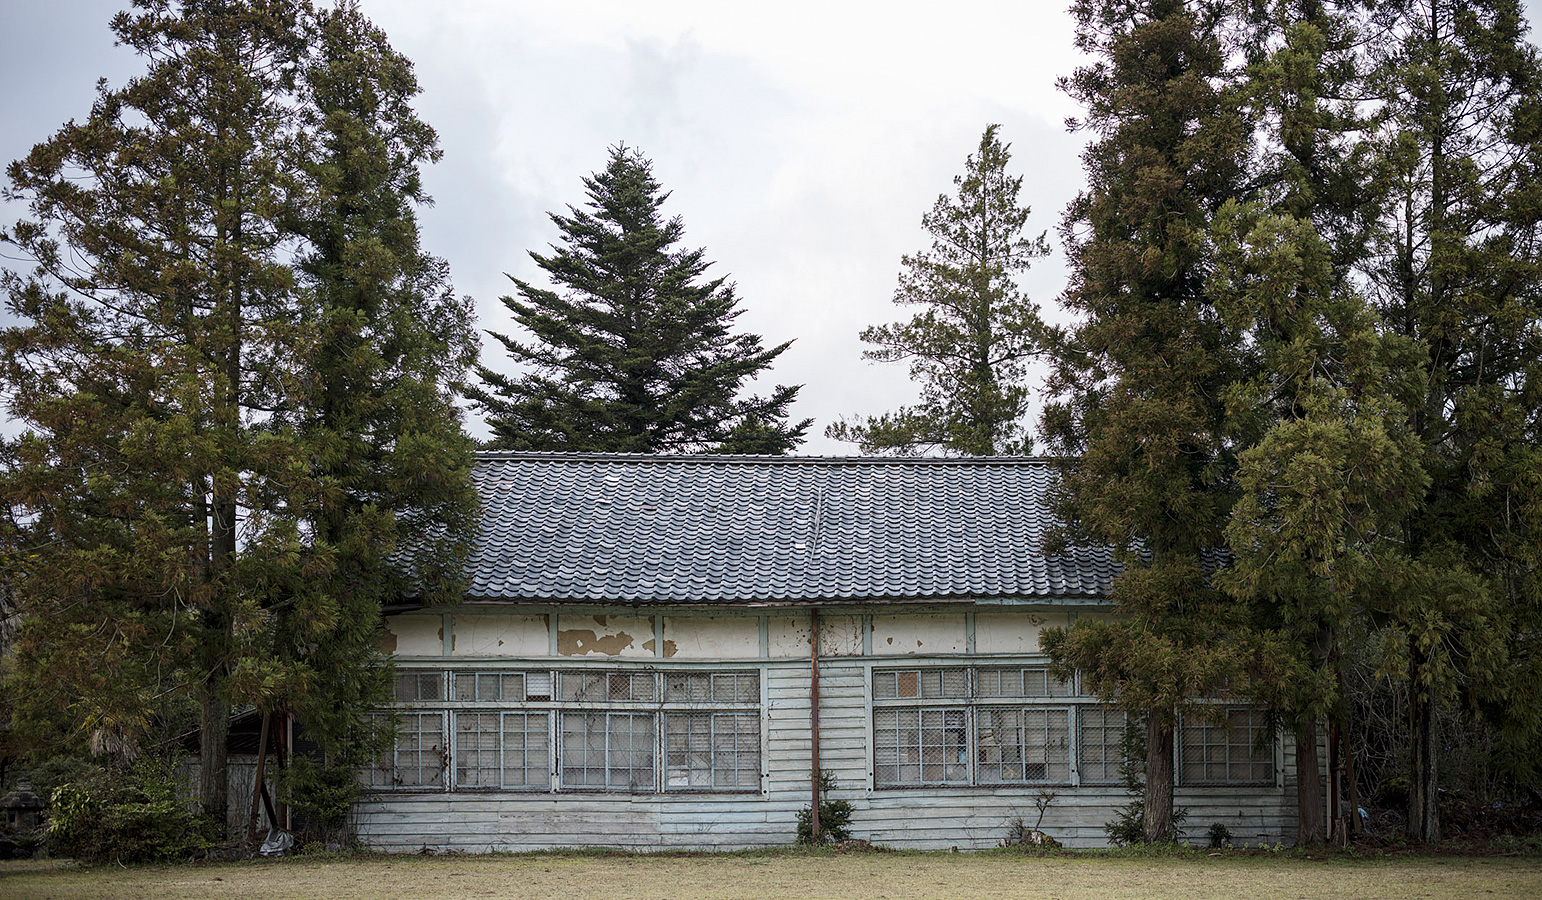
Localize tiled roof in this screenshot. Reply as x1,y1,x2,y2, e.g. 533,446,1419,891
455,452,1116,605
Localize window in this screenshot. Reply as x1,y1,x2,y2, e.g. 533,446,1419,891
1179,707,1274,785
872,665,1270,790
378,667,761,794
1077,706,1128,785
976,707,1070,783
368,711,446,788
454,711,549,789
664,712,761,789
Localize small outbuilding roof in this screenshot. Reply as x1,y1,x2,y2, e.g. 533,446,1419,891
452,452,1115,606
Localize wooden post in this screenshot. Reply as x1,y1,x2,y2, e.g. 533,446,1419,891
810,608,821,844
246,710,271,840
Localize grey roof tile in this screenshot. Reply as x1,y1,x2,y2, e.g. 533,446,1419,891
447,452,1117,605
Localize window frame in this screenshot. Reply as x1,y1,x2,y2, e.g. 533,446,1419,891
377,665,763,795
869,662,1277,791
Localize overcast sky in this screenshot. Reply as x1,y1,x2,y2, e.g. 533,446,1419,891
4,1,1541,453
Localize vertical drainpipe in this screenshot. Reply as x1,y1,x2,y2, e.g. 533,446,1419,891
810,607,821,843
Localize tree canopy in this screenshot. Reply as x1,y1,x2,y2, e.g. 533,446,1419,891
469,145,810,454
827,124,1048,456
0,0,476,826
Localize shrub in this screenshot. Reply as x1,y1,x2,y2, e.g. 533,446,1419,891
48,757,215,864
277,756,363,845
796,771,853,844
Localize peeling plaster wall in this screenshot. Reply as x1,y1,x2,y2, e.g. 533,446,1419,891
974,611,1062,654
766,615,811,658
661,616,759,659
384,614,443,657
556,614,653,657
453,614,548,657
871,614,966,655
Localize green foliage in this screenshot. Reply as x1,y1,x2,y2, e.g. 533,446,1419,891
1044,2,1257,843
1207,823,1231,849
0,0,474,822
47,758,215,865
827,124,1048,456
796,771,853,845
469,144,810,454
276,755,363,845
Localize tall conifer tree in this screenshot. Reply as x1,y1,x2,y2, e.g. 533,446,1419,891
0,0,475,826
1040,0,1254,843
469,146,809,453
826,125,1048,456
1358,0,1542,842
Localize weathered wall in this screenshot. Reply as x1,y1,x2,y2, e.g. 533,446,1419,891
358,606,1298,852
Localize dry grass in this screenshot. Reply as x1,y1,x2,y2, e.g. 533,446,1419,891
2,851,1541,900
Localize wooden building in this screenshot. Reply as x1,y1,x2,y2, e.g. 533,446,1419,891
356,452,1299,850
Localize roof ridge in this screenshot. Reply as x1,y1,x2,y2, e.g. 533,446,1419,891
473,450,1062,465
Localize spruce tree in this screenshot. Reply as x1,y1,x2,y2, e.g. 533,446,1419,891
1039,0,1254,844
469,146,810,453
825,125,1048,456
0,0,475,825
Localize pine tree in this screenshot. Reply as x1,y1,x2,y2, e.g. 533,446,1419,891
825,125,1048,456
469,146,810,453
1039,0,1255,844
0,0,475,826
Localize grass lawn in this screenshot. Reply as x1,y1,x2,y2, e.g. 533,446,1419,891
3,851,1541,900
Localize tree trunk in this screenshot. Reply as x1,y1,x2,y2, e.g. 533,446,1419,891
1295,716,1325,845
1143,716,1176,843
198,680,230,834
1408,654,1440,842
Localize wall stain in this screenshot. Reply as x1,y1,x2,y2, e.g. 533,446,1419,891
379,628,397,654
643,639,655,653
663,640,678,658
558,628,635,656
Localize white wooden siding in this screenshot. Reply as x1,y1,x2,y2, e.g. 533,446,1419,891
357,608,1301,851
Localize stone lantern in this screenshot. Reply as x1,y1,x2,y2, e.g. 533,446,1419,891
1,776,45,833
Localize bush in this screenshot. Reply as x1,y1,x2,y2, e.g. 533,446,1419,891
48,757,215,864
277,756,363,845
796,771,853,844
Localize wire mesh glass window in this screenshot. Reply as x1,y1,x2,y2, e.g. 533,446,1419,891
664,712,760,790
560,712,656,790
560,671,657,702
1077,706,1128,785
395,671,444,702
977,666,1073,698
370,711,445,788
976,707,1071,783
454,671,533,702
873,707,970,786
872,668,970,700
1179,707,1274,785
454,711,549,789
666,671,760,703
